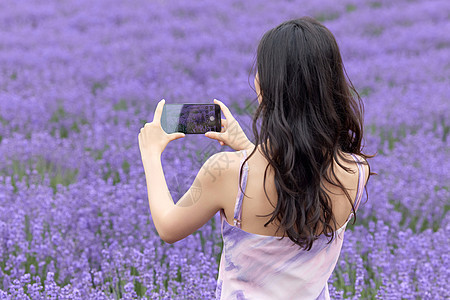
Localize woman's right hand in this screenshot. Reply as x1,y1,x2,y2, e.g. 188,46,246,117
205,99,255,151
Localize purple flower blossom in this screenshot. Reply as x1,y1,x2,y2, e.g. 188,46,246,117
0,0,448,298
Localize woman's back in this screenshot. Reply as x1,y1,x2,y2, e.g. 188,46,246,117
220,147,369,238
216,149,369,299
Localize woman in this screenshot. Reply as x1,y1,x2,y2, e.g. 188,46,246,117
138,16,374,300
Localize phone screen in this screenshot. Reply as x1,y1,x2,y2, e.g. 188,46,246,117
161,104,221,134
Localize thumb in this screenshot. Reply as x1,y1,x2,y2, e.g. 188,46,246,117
168,132,185,141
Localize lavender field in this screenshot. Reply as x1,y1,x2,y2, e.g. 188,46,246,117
0,0,449,299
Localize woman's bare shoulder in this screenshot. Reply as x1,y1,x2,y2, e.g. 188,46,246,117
349,153,370,186
201,150,246,186
332,152,369,188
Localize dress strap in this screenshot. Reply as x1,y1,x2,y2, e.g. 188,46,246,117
346,154,365,222
233,149,249,228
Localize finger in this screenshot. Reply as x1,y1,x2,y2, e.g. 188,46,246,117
219,141,225,146
205,131,222,141
152,99,165,123
168,132,185,141
214,99,234,121
220,119,227,133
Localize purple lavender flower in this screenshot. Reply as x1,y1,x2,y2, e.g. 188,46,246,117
0,0,448,298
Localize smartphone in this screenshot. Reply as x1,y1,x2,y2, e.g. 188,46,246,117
161,103,221,134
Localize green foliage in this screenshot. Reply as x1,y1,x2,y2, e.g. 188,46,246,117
333,255,383,298
50,106,67,123
134,279,146,297
24,215,32,243
49,104,87,138
71,121,81,133
370,1,382,8
346,4,357,12
59,126,69,138
114,99,128,111
4,157,79,193
35,157,79,193
388,197,443,233
434,117,449,142
91,82,107,96
102,162,121,185
368,26,384,36
85,144,110,160
122,160,130,175
315,12,340,22
360,87,372,97
229,98,256,116
0,115,8,125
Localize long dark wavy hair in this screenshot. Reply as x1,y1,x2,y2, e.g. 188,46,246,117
240,17,376,251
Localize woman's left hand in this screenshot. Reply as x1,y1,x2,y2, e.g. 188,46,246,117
138,99,185,160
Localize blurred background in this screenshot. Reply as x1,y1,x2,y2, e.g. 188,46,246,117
0,0,448,298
